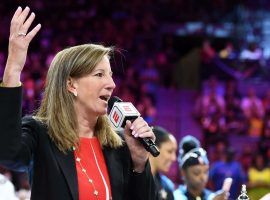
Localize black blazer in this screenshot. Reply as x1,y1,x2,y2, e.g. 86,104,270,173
0,86,156,200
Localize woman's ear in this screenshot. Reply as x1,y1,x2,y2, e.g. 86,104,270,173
67,77,78,97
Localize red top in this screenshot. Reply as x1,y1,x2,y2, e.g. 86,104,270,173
75,137,112,200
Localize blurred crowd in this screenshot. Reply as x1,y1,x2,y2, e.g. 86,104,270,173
194,76,270,140
1,0,270,199
193,76,270,199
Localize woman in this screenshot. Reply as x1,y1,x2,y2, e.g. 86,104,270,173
149,126,177,200
0,6,156,200
173,135,228,200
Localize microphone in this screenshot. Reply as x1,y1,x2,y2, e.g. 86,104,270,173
108,96,160,157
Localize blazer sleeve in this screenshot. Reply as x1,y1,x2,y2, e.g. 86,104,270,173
128,160,157,200
115,130,157,200
0,86,38,171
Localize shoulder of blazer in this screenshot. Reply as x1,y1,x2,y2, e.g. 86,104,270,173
22,115,47,129
22,115,49,137
21,115,50,148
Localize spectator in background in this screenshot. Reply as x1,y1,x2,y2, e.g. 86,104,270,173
258,115,270,165
137,94,157,125
209,147,246,199
150,126,177,200
116,85,136,104
22,77,36,114
240,42,263,61
174,135,228,200
201,40,216,64
139,58,159,96
241,87,264,137
262,89,270,116
200,40,216,79
239,145,253,174
240,42,263,79
194,79,226,149
155,51,172,88
224,80,246,135
247,153,270,199
219,42,237,60
241,87,264,119
208,139,229,163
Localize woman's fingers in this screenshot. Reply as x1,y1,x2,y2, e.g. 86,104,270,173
129,117,155,141
132,126,151,137
9,6,41,44
10,7,22,34
10,6,37,38
16,7,30,32
130,117,148,134
7,6,41,69
20,12,36,35
136,129,154,139
26,23,41,42
130,117,147,129
130,118,147,135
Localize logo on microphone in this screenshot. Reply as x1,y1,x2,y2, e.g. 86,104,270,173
112,111,119,123
109,105,123,128
109,102,140,129
123,105,132,112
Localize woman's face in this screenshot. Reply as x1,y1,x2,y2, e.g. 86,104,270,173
182,164,209,192
71,56,116,117
155,135,177,173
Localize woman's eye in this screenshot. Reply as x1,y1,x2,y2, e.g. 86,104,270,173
95,73,103,77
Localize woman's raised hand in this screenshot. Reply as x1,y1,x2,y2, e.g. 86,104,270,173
3,6,41,87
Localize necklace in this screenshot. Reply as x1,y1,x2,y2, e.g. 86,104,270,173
73,139,111,200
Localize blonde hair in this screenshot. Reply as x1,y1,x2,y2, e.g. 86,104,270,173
34,44,122,152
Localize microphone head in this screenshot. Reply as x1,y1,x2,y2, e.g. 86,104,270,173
108,96,122,110
108,96,140,130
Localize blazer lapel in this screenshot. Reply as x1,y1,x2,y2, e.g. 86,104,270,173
51,144,78,200
103,147,124,200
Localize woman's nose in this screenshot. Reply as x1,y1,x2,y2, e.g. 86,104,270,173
107,75,116,90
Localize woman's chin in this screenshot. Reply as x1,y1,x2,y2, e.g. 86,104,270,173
96,109,107,116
